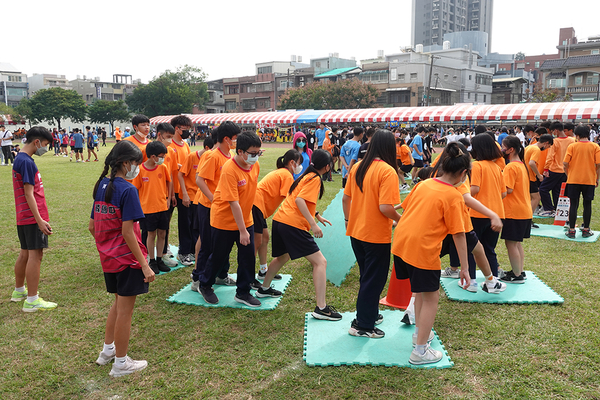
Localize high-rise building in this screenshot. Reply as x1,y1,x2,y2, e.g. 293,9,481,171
412,0,494,51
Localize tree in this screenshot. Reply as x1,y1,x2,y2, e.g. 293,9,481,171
126,65,209,117
515,52,526,61
527,80,572,103
278,79,379,110
28,87,87,129
88,100,131,131
0,103,22,126
13,99,33,128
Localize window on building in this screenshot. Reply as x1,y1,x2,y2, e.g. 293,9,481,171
6,88,27,97
483,94,487,102
575,75,583,85
242,99,256,110
586,73,599,85
469,75,472,80
592,49,599,55
453,75,457,82
468,92,471,99
390,68,397,81
410,73,418,81
398,74,405,81
227,86,239,94
257,66,272,74
535,61,540,68
474,93,478,102
444,74,449,81
225,101,237,111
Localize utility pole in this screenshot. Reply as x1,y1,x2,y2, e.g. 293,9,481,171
426,54,435,107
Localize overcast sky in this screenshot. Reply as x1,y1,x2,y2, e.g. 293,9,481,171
8,0,599,84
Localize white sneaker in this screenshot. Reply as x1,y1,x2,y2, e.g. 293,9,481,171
409,346,443,365
109,356,148,377
440,267,460,279
459,279,478,292
401,308,415,325
95,350,116,366
161,256,178,267
483,279,507,294
412,330,435,346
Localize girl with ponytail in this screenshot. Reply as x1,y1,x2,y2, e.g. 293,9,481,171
252,150,302,289
89,140,154,377
258,150,342,321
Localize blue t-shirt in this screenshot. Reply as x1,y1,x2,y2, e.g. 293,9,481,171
74,133,84,148
411,135,423,160
294,151,311,180
497,133,508,146
341,140,361,177
315,128,326,146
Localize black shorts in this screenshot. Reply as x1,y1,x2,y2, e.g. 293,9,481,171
60,144,68,148
74,147,83,153
104,266,149,296
252,205,268,234
272,220,320,260
567,183,595,201
393,256,440,293
17,224,48,250
87,145,95,150
501,219,531,242
413,160,424,168
400,164,413,173
529,179,539,194
140,210,169,232
440,231,478,258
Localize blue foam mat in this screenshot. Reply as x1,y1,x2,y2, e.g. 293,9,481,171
315,189,357,287
440,270,564,304
166,273,292,310
303,310,453,369
529,224,599,242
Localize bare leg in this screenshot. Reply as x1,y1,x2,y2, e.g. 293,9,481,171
505,240,523,276
25,249,43,296
305,251,327,309
262,254,290,287
113,295,137,357
14,249,28,289
156,230,166,259
258,230,269,266
471,242,492,276
414,290,439,345
147,230,157,260
530,192,541,214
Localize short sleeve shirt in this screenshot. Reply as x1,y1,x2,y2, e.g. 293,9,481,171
12,152,48,225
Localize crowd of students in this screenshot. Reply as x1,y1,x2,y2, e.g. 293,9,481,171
8,115,600,376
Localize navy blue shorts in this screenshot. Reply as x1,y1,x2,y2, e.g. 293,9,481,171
271,220,320,260
394,256,440,293
500,219,531,242
141,210,169,232
252,205,268,234
17,224,48,250
104,266,149,296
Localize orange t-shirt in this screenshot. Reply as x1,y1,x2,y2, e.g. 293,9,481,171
524,145,541,182
392,178,467,271
169,139,191,194
400,144,412,165
210,158,259,231
502,161,532,220
124,135,149,162
545,136,575,173
494,142,506,171
274,173,321,232
194,147,232,208
564,141,600,185
179,150,203,201
254,168,295,218
469,160,505,219
344,160,400,243
456,176,474,232
131,163,171,214
115,129,122,141
323,136,333,154
396,144,402,160
164,146,178,185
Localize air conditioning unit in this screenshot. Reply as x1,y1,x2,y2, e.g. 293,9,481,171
299,77,305,82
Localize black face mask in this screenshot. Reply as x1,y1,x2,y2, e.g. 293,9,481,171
181,130,190,139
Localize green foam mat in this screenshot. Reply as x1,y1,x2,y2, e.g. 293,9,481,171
303,310,453,369
166,273,292,310
156,245,191,275
440,270,564,304
529,224,599,242
533,214,581,219
315,189,357,287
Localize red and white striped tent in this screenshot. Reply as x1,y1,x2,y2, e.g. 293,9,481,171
149,101,600,126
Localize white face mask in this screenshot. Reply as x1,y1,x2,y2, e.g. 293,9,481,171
293,163,303,175
157,157,165,165
125,163,140,180
246,153,259,165
454,173,467,188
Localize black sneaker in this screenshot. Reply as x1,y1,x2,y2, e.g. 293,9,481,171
234,292,261,307
581,228,594,238
199,286,219,304
256,286,282,298
312,305,342,321
257,270,282,280
566,229,576,239
156,258,171,273
500,270,525,284
348,319,385,338
531,223,540,229
375,313,384,325
250,279,262,290
148,259,159,274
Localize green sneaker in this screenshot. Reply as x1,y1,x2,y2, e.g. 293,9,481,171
22,297,58,313
11,289,27,302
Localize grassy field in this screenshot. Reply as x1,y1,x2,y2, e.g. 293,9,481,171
1,142,600,399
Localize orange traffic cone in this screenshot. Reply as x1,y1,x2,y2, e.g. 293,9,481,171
379,264,412,309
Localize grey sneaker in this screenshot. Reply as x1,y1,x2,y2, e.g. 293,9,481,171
191,280,200,292
234,292,261,307
440,267,460,279
109,356,148,377
177,253,194,266
215,275,236,286
161,256,178,267
409,346,443,365
96,350,115,366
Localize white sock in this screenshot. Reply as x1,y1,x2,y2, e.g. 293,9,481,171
259,263,268,273
415,344,427,355
261,286,270,291
414,326,419,335
103,342,115,354
485,274,495,285
115,355,127,365
15,286,26,293
27,295,39,303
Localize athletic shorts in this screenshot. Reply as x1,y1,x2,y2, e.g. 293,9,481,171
400,164,413,173
17,223,48,250
393,256,440,293
413,159,424,168
74,147,83,154
529,179,540,194
140,210,169,232
252,205,268,234
440,230,478,258
104,266,149,296
87,145,95,150
60,144,68,148
500,218,531,242
567,183,595,201
271,220,320,260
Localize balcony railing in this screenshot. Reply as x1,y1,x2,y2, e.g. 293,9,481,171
567,85,599,93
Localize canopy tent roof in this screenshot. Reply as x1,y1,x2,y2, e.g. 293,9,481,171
149,101,600,126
